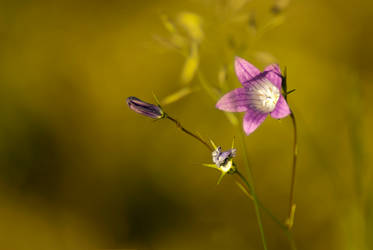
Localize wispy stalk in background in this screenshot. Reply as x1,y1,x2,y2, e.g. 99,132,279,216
346,76,369,249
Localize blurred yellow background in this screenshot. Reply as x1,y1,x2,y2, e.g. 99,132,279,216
0,0,373,249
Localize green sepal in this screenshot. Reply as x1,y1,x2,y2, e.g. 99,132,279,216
152,92,162,107
286,89,296,95
151,92,168,119
202,163,219,170
209,139,218,150
216,172,226,185
281,66,288,96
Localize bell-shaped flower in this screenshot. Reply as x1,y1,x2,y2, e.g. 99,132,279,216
216,57,291,135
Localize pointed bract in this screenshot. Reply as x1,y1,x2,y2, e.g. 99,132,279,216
209,139,218,150
217,172,226,184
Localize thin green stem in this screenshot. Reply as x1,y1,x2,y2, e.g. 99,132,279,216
286,232,297,250
235,171,286,230
235,171,297,250
286,111,298,229
166,115,213,152
238,131,268,250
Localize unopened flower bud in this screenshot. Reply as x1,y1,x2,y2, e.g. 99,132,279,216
127,96,165,119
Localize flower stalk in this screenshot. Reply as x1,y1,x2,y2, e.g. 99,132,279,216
166,115,213,152
281,68,298,230
127,96,213,152
286,111,298,229
234,170,297,250
234,171,286,230
238,130,268,250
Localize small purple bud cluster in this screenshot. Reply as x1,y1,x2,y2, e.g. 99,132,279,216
212,146,236,167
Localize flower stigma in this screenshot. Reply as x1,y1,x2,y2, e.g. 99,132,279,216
247,79,280,113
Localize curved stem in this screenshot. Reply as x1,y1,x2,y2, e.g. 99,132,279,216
235,171,286,230
166,115,213,152
235,171,297,250
286,233,297,250
286,111,298,229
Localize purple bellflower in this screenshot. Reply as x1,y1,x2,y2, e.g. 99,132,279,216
127,96,165,119
216,57,291,135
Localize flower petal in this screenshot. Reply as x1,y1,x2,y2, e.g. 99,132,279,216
264,64,282,89
270,95,291,119
243,109,267,135
216,88,249,112
235,57,260,84
242,71,271,88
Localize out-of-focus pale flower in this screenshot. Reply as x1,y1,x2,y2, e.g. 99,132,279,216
177,12,204,43
271,0,291,14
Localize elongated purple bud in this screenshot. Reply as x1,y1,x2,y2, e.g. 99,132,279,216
127,96,165,119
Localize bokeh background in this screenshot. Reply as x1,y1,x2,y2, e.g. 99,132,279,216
1,0,373,249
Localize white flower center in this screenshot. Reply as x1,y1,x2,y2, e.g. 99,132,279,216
247,79,280,113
